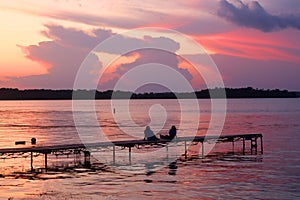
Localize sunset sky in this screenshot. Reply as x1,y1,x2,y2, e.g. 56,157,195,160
0,0,300,91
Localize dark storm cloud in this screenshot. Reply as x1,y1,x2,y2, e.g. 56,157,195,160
217,0,300,32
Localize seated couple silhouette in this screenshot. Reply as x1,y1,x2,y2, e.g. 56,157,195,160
144,125,177,141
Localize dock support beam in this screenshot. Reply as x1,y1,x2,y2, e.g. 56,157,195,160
184,141,187,159
260,136,263,154
166,145,169,160
251,136,258,155
242,138,245,155
74,150,81,165
30,152,33,171
129,147,132,164
83,151,91,168
112,145,116,165
201,141,204,159
44,153,48,172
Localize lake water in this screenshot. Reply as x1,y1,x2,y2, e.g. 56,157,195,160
0,99,299,199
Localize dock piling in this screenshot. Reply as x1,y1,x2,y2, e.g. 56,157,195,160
251,136,258,154
201,141,204,159
112,145,116,165
242,138,245,155
260,136,263,154
83,151,91,167
129,146,132,164
30,152,33,171
44,153,48,172
184,141,187,159
166,145,169,160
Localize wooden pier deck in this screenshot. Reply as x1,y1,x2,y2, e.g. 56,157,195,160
0,133,263,171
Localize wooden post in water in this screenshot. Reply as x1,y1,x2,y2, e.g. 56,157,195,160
112,145,116,165
166,145,169,160
44,152,48,172
201,141,204,159
30,152,33,171
74,150,81,165
260,135,263,154
254,136,258,154
242,138,245,155
251,136,258,155
184,141,187,159
129,146,132,164
83,151,91,167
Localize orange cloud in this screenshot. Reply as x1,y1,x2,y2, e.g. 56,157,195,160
177,56,205,89
99,52,141,85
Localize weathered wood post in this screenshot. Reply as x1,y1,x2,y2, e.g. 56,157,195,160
251,136,258,154
30,152,33,171
129,146,132,164
44,152,48,172
184,141,187,159
74,150,81,165
83,151,91,168
166,145,169,160
260,135,263,154
201,141,204,159
242,137,245,155
112,145,116,165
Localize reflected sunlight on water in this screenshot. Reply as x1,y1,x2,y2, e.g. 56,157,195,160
0,99,300,199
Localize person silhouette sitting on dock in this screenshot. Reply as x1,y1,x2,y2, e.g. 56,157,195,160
160,125,177,140
144,126,159,141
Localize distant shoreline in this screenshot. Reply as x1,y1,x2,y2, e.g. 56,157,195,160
0,87,299,100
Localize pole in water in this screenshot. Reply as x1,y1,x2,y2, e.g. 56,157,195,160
260,136,263,154
113,108,116,114
201,141,204,159
166,145,169,160
113,145,116,165
30,152,33,171
129,147,132,164
184,141,187,159
242,138,245,155
44,153,48,172
83,151,91,168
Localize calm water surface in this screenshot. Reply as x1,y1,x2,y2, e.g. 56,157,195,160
0,99,299,199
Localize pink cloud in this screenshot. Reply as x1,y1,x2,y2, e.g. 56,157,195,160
13,25,197,91
14,25,113,89
196,29,300,63
98,49,194,92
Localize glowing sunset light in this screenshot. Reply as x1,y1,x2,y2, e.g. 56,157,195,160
98,52,141,87
177,57,205,89
0,0,299,90
0,2,299,199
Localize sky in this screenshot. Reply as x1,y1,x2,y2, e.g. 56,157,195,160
0,0,300,91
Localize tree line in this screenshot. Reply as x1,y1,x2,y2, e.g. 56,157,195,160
0,87,298,100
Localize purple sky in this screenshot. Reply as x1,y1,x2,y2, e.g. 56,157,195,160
0,0,300,91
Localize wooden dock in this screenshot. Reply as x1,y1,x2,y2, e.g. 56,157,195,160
0,133,263,171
